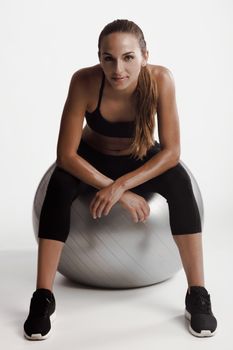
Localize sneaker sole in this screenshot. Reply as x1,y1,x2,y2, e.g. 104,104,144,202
185,309,217,337
24,310,56,340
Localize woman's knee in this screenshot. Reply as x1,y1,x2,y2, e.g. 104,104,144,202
46,166,80,201
163,164,202,234
161,163,193,197
49,166,77,190
38,167,78,242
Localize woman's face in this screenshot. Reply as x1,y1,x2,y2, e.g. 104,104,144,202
99,32,148,92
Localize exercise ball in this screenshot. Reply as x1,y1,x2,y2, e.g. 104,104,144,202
32,161,204,289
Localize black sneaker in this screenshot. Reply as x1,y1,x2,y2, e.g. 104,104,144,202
24,288,56,340
185,286,217,337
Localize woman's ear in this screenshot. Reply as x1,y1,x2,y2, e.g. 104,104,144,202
142,50,149,67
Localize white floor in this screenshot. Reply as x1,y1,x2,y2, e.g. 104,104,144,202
0,229,232,350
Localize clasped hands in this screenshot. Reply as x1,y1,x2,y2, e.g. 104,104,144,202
89,181,150,223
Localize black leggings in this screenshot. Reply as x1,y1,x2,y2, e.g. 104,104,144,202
38,139,202,242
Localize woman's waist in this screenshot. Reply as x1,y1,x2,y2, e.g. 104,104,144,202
81,126,134,156
78,136,160,162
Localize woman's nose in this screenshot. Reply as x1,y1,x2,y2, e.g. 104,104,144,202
114,60,124,73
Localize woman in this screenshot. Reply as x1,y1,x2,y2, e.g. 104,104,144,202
23,19,217,340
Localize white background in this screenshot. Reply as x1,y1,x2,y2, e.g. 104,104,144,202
0,0,232,348
0,0,232,250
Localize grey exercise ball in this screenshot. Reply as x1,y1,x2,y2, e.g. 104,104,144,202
32,161,204,289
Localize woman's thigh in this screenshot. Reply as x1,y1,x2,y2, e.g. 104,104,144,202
131,162,202,234
38,166,96,241
131,162,193,198
46,165,95,202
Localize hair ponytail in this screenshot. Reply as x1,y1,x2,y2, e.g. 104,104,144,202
128,65,157,160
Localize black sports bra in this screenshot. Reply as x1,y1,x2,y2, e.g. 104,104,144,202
85,71,135,138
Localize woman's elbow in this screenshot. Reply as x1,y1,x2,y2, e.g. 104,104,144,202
169,148,180,166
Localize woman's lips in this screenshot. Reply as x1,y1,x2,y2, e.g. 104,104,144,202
112,76,128,82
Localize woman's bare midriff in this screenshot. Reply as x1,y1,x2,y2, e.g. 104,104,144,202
81,125,133,156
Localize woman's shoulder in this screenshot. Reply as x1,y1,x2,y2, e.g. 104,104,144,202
149,64,175,99
71,64,102,85
148,64,173,80
69,65,102,106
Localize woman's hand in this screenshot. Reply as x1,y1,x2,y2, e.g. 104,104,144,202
89,182,125,219
118,191,150,223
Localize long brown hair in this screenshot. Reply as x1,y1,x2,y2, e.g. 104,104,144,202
98,19,158,161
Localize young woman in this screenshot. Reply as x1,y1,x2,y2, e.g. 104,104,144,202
23,19,217,340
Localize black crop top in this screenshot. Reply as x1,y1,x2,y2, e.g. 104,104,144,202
85,71,135,138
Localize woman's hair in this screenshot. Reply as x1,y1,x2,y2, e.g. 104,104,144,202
98,19,158,160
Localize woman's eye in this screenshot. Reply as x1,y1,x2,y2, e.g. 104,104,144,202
104,56,134,62
125,55,134,61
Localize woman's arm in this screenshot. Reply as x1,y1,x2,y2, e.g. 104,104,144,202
58,155,115,190
56,68,115,190
115,66,181,191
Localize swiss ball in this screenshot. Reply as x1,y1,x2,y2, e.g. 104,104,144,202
32,161,204,289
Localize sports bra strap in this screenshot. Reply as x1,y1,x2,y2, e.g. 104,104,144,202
97,70,105,110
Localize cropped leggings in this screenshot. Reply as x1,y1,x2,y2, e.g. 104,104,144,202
38,139,202,242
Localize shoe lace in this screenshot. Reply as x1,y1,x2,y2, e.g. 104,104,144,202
30,295,52,318
192,291,211,314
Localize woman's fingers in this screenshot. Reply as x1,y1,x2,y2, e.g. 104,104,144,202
92,200,104,218
96,200,109,217
134,202,150,222
136,208,145,222
131,208,139,223
141,203,150,221
91,197,112,218
90,196,101,218
91,193,150,223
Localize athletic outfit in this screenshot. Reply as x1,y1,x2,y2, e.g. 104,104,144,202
24,71,217,340
38,70,202,242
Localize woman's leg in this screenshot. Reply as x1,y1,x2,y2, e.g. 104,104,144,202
132,162,203,288
24,161,98,340
173,232,204,289
36,238,64,291
36,166,92,291
158,164,204,288
128,157,217,336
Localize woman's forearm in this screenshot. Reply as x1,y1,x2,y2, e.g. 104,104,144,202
56,149,179,194
115,149,179,191
56,155,115,190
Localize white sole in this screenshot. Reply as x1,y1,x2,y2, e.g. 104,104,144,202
24,310,56,340
185,309,217,337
